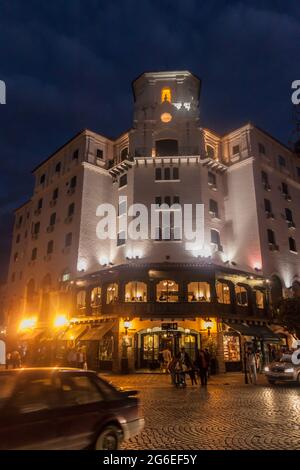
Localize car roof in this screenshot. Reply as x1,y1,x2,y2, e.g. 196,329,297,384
0,367,95,375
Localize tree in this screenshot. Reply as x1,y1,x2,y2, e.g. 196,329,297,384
277,297,300,338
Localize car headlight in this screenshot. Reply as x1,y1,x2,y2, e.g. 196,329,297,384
264,366,269,372
284,368,294,373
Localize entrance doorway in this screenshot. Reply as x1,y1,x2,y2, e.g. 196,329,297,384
138,328,200,370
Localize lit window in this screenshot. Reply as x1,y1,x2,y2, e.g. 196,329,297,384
161,87,171,103
156,280,179,302
106,283,118,304
255,290,265,309
235,285,248,306
91,287,102,307
188,282,211,302
216,281,230,304
77,290,86,309
125,281,147,302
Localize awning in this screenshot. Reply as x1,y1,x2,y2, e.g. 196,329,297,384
59,324,88,341
225,322,281,342
80,321,115,341
19,328,45,342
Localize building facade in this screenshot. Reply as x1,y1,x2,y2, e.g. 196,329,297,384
4,71,300,372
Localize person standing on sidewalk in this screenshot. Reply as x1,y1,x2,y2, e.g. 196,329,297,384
246,347,257,385
195,349,208,387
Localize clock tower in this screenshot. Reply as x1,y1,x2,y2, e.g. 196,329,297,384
130,71,202,158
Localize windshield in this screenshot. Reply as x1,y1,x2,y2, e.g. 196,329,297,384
279,355,292,363
0,374,17,406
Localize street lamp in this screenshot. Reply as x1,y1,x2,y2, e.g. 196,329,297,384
204,318,214,336
124,319,131,335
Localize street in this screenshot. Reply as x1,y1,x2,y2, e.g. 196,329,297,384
102,373,300,450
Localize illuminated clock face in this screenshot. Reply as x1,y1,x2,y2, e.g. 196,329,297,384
160,112,172,123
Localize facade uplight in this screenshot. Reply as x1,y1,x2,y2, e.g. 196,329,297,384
19,317,37,331
53,314,69,328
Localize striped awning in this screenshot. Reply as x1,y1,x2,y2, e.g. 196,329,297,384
80,321,115,341
59,324,88,341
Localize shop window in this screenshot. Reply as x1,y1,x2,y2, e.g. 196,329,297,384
255,289,265,309
99,333,114,361
77,290,86,310
156,280,179,302
235,285,248,306
106,283,118,304
187,282,211,302
91,287,101,307
216,281,230,304
125,281,147,302
223,334,241,362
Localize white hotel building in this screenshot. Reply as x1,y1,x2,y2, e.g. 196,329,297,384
4,71,300,372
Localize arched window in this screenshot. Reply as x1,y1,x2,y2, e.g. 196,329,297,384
125,282,147,302
235,285,248,306
91,287,101,307
206,145,215,159
255,289,265,309
156,280,179,302
216,281,231,304
161,87,171,103
77,290,86,309
188,282,211,302
106,283,118,304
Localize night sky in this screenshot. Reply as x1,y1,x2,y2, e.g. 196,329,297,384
0,0,299,282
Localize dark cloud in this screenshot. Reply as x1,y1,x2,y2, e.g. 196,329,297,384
0,0,299,281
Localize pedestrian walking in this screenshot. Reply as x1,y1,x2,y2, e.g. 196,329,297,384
195,349,208,386
162,347,172,373
168,356,178,386
204,348,211,378
11,350,21,369
188,362,198,385
246,347,257,385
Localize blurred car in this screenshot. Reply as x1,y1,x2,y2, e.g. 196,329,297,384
264,354,300,385
0,368,144,450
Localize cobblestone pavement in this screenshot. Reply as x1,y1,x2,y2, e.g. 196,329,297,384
102,372,300,450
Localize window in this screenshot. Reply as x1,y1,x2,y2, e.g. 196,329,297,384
255,290,265,309
155,196,162,206
119,174,127,188
172,167,179,180
125,281,147,302
52,188,59,200
91,287,101,308
173,195,180,204
164,196,171,206
106,283,118,304
47,240,54,255
73,149,79,160
120,148,128,161
49,212,56,226
33,222,40,234
209,199,219,218
164,168,170,180
31,248,37,261
261,171,269,185
16,234,20,244
59,374,103,407
206,145,215,159
96,148,103,159
235,285,248,306
267,229,276,244
117,231,126,246
216,281,230,304
208,171,216,187
37,198,43,210
161,87,171,103
40,174,45,185
14,252,18,262
211,229,220,246
285,208,293,222
12,377,59,413
188,282,211,302
156,280,179,302
281,182,288,194
55,162,61,173
278,155,286,167
16,215,23,228
289,237,297,253
65,232,72,247
68,203,75,217
62,272,70,282
264,199,272,213
155,168,162,181
232,145,240,155
70,176,77,189
118,199,127,216
258,143,266,155
76,290,86,309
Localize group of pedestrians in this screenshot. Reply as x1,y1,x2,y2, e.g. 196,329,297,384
164,346,211,388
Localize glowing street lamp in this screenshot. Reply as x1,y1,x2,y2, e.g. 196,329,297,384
53,314,69,328
19,317,37,331
204,318,214,336
124,319,131,335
